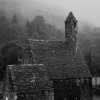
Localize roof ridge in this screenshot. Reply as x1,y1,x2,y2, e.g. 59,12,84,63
28,39,65,42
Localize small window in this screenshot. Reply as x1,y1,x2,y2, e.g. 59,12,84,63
74,22,77,28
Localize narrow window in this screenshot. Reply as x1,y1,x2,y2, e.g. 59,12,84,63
74,22,77,28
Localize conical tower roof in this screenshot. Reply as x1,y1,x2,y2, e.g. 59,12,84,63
65,12,77,23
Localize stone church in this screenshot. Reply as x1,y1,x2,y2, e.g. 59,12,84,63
4,12,92,100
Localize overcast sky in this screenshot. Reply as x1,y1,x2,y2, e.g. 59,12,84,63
35,0,100,26
0,0,100,27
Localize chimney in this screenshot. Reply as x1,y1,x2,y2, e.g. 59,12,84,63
65,12,78,43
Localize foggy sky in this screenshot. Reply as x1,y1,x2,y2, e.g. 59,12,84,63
36,0,100,27
0,0,100,27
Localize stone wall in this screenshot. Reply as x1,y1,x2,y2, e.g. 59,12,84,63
53,78,93,100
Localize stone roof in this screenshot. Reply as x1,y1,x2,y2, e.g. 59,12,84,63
7,64,53,93
65,12,77,23
27,39,92,79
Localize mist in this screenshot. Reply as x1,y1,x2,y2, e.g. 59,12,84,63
0,0,100,43
0,0,99,28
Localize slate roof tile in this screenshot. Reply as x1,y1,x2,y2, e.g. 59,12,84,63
8,64,53,93
27,39,92,79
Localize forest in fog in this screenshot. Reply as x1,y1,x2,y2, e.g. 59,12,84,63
0,0,100,80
